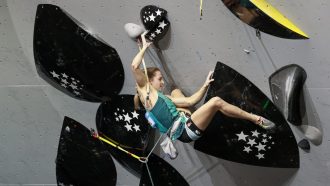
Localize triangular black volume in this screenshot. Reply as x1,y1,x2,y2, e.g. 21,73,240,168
56,116,117,186
96,95,154,177
34,4,124,102
139,153,189,186
194,62,299,168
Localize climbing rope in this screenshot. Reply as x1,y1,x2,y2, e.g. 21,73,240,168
91,129,146,162
95,34,174,185
92,128,170,186
92,128,169,162
136,39,152,110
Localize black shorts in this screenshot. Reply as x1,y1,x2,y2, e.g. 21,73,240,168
177,114,204,143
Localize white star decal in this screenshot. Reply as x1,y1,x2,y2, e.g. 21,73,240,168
115,117,119,121
50,71,60,79
133,124,141,132
132,111,139,119
155,29,161,34
262,134,267,138
256,153,265,159
114,112,117,116
61,73,68,78
247,138,257,146
123,113,132,123
61,83,67,88
156,9,162,16
251,130,260,137
236,131,248,141
158,21,167,29
262,138,268,143
70,84,78,90
151,33,156,38
118,115,123,120
124,123,132,131
268,136,272,139
243,146,252,153
255,143,266,151
149,14,156,21
61,78,68,84
73,91,80,95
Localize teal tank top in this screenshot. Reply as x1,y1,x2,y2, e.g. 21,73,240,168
148,92,186,140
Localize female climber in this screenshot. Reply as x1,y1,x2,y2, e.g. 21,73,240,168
131,33,275,143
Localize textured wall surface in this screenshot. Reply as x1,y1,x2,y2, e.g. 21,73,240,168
1,0,329,185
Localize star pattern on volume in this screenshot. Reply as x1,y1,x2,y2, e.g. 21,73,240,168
142,8,168,41
236,130,275,160
50,70,84,96
147,20,168,41
58,182,73,186
114,108,141,133
142,8,164,23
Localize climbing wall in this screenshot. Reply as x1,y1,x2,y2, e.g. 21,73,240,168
1,0,330,185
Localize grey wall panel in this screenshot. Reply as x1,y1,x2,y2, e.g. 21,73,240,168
2,0,330,185
42,87,100,129
7,0,273,95
160,142,215,186
0,0,40,86
6,0,44,77
0,87,61,184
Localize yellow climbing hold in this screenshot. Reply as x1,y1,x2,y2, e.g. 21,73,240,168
250,0,309,38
